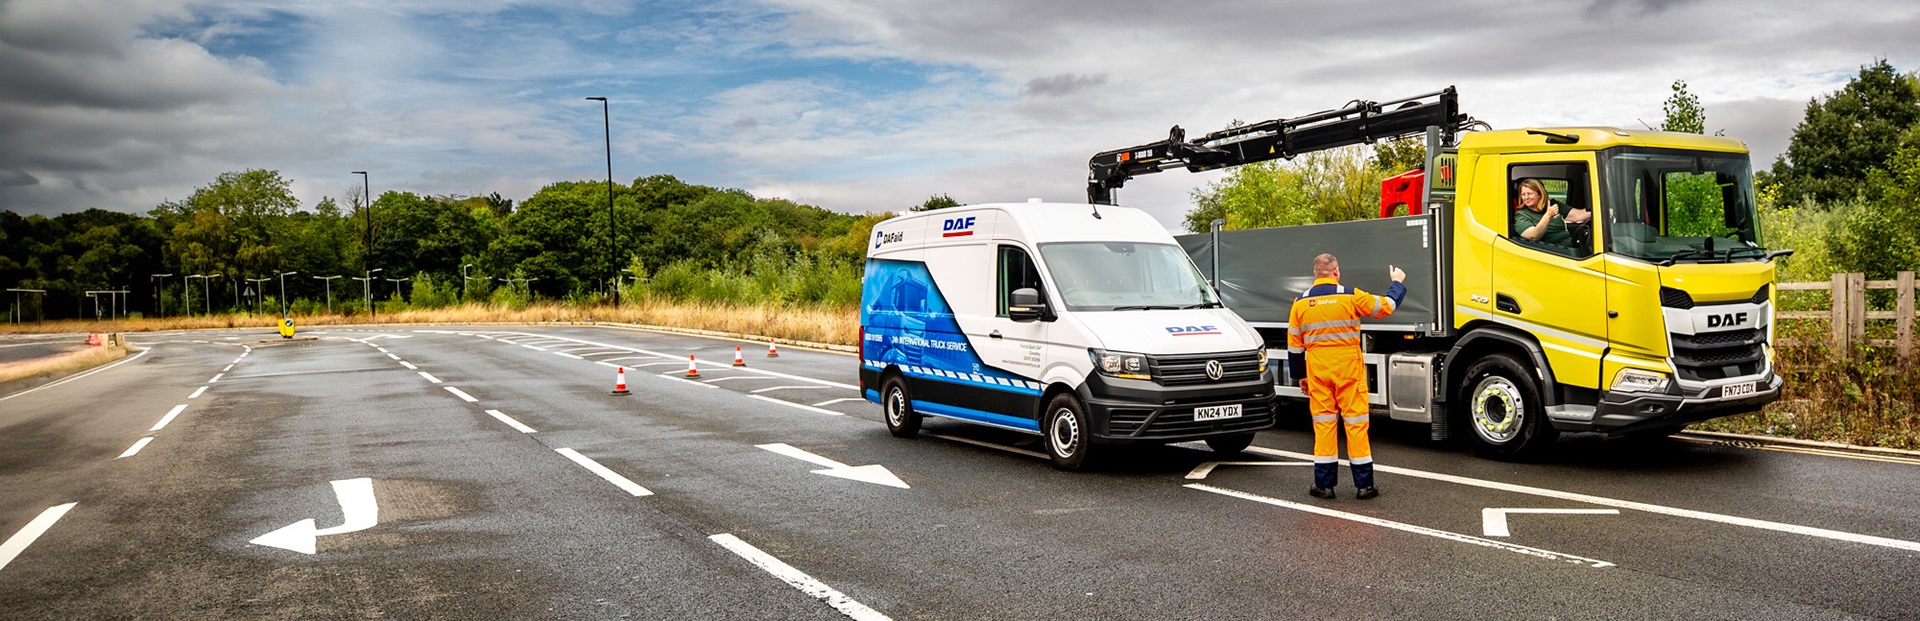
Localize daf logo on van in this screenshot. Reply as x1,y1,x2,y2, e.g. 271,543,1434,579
1707,312,1750,329
1204,360,1224,381
941,216,977,238
1166,325,1221,336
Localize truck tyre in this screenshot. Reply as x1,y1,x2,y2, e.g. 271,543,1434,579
1205,432,1256,455
1044,393,1094,470
881,375,922,438
1459,353,1558,460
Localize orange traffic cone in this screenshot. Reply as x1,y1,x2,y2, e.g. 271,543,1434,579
611,367,631,395
685,354,701,379
767,339,779,358
733,346,746,367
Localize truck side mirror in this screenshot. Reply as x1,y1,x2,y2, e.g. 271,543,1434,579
1009,287,1050,322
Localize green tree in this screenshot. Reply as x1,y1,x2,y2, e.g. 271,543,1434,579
1771,60,1920,204
1370,136,1426,172
1185,145,1384,232
1829,128,1920,278
1661,79,1706,134
912,194,959,211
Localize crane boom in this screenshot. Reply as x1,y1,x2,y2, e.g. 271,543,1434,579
1087,86,1474,205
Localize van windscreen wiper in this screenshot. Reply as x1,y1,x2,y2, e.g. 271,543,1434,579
1112,305,1183,311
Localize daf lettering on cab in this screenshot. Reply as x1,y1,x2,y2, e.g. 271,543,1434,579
860,201,1277,470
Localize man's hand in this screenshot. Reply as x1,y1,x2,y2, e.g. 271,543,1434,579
1389,265,1406,283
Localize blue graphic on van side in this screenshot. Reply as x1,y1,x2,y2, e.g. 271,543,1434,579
861,259,1043,397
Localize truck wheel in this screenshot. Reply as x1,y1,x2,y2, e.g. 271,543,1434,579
1044,393,1094,470
1459,353,1558,460
1205,432,1256,455
881,376,921,438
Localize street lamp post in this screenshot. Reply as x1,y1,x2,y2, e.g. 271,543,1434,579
185,274,206,316
384,276,410,303
586,96,618,310
314,275,341,314
461,263,475,301
278,271,299,317
364,268,382,319
353,171,374,323
151,273,172,317
206,274,222,315
8,288,46,324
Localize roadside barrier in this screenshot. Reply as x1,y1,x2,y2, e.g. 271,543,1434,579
612,367,631,395
686,355,701,379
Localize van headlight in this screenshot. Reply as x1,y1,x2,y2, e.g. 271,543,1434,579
1256,348,1269,374
1089,348,1151,380
1610,368,1671,393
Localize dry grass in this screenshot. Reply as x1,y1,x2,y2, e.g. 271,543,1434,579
0,343,127,386
0,300,862,348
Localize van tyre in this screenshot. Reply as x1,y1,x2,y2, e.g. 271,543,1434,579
1205,432,1256,455
1459,353,1558,460
1044,393,1094,470
881,376,922,438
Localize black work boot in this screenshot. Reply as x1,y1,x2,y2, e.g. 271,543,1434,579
1354,486,1379,500
1308,487,1336,499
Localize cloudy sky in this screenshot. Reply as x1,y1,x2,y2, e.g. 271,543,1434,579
3,0,1917,231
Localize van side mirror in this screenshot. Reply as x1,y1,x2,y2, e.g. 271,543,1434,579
1009,287,1050,322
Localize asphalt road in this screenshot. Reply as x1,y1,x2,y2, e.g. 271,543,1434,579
2,325,1916,620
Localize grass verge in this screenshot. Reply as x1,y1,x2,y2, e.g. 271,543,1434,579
0,343,128,395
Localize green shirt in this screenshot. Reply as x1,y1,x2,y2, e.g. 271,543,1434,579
1512,205,1572,246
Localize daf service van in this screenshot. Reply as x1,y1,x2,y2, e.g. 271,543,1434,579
859,200,1277,469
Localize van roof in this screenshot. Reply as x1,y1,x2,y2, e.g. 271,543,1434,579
897,202,1172,244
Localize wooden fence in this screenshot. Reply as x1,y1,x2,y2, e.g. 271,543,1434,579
1776,271,1916,357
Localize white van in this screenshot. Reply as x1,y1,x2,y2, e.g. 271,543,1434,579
859,200,1277,469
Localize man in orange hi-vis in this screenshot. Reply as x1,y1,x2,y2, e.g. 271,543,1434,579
1287,254,1406,500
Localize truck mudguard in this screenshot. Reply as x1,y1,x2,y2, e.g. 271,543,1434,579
1441,326,1559,407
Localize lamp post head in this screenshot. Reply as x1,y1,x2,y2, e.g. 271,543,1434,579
585,96,606,102
351,171,367,175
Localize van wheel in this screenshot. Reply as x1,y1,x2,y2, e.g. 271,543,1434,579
1205,432,1256,455
881,376,921,438
1459,353,1558,460
1044,393,1094,470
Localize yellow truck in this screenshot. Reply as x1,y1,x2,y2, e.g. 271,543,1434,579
1090,87,1787,458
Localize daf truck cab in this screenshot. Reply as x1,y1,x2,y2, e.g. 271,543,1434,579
860,200,1277,469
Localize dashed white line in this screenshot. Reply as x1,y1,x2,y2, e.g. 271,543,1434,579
188,386,208,399
149,404,188,431
595,361,624,369
444,387,479,402
749,395,843,416
555,448,652,496
812,398,866,407
222,364,234,372
709,533,892,621
418,371,443,384
208,373,224,383
520,344,546,351
552,352,584,360
752,385,833,394
117,437,155,459
485,410,537,433
387,353,400,360
0,503,80,573
399,361,418,370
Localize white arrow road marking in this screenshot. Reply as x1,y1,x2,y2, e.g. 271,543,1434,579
749,395,843,417
757,443,908,489
250,478,378,555
0,503,78,572
1186,484,1613,568
1184,461,1313,480
710,533,893,621
1483,508,1621,537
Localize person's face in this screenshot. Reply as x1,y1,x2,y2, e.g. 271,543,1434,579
1519,186,1541,210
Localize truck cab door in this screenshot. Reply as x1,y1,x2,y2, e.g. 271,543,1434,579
1487,160,1608,391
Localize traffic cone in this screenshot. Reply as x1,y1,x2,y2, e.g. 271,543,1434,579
767,339,779,358
611,367,631,395
685,354,701,378
733,346,747,367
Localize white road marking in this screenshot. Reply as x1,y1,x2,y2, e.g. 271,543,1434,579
752,385,833,393
759,443,849,468
483,331,857,390
598,356,663,363
249,478,379,555
702,376,776,382
657,374,718,389
812,398,866,407
749,395,844,417
189,386,208,399
117,437,155,459
595,361,623,369
209,373,224,383
399,361,418,370
1186,483,1614,568
150,404,188,431
555,448,652,496
444,387,479,402
10,343,151,399
0,503,79,573
485,410,537,433
520,344,546,351
1483,508,1621,537
635,362,684,368
927,433,1048,459
757,443,908,488
552,352,584,360
223,364,234,372
710,533,893,621
387,353,400,360
1243,446,1920,553
418,371,443,384
1184,461,1313,479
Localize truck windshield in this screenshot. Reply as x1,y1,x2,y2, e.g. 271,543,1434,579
1600,148,1767,264
1038,242,1220,311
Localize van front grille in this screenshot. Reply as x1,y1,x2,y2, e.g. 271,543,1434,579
1149,350,1265,386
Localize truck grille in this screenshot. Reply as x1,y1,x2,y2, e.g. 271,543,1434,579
1149,350,1265,386
1671,328,1765,381
1106,400,1275,438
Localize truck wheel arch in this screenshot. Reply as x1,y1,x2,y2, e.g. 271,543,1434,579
1442,324,1559,408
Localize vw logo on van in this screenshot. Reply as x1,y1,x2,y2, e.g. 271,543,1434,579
1205,359,1223,381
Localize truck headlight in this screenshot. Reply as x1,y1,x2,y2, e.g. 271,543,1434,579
1089,348,1151,380
1610,368,1670,393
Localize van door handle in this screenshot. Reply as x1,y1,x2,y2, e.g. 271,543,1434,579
990,330,1003,339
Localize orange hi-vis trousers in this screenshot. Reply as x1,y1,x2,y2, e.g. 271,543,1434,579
1306,352,1372,488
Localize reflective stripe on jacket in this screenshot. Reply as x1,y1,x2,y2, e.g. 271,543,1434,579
1286,277,1408,376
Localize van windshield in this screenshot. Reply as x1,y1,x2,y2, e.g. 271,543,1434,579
1038,242,1220,312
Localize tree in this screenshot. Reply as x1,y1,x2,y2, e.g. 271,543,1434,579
1829,127,1920,278
912,194,959,211
1771,60,1920,204
1184,145,1384,232
1371,136,1427,172
1661,79,1706,134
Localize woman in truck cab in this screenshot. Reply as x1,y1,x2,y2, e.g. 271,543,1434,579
1512,178,1590,248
